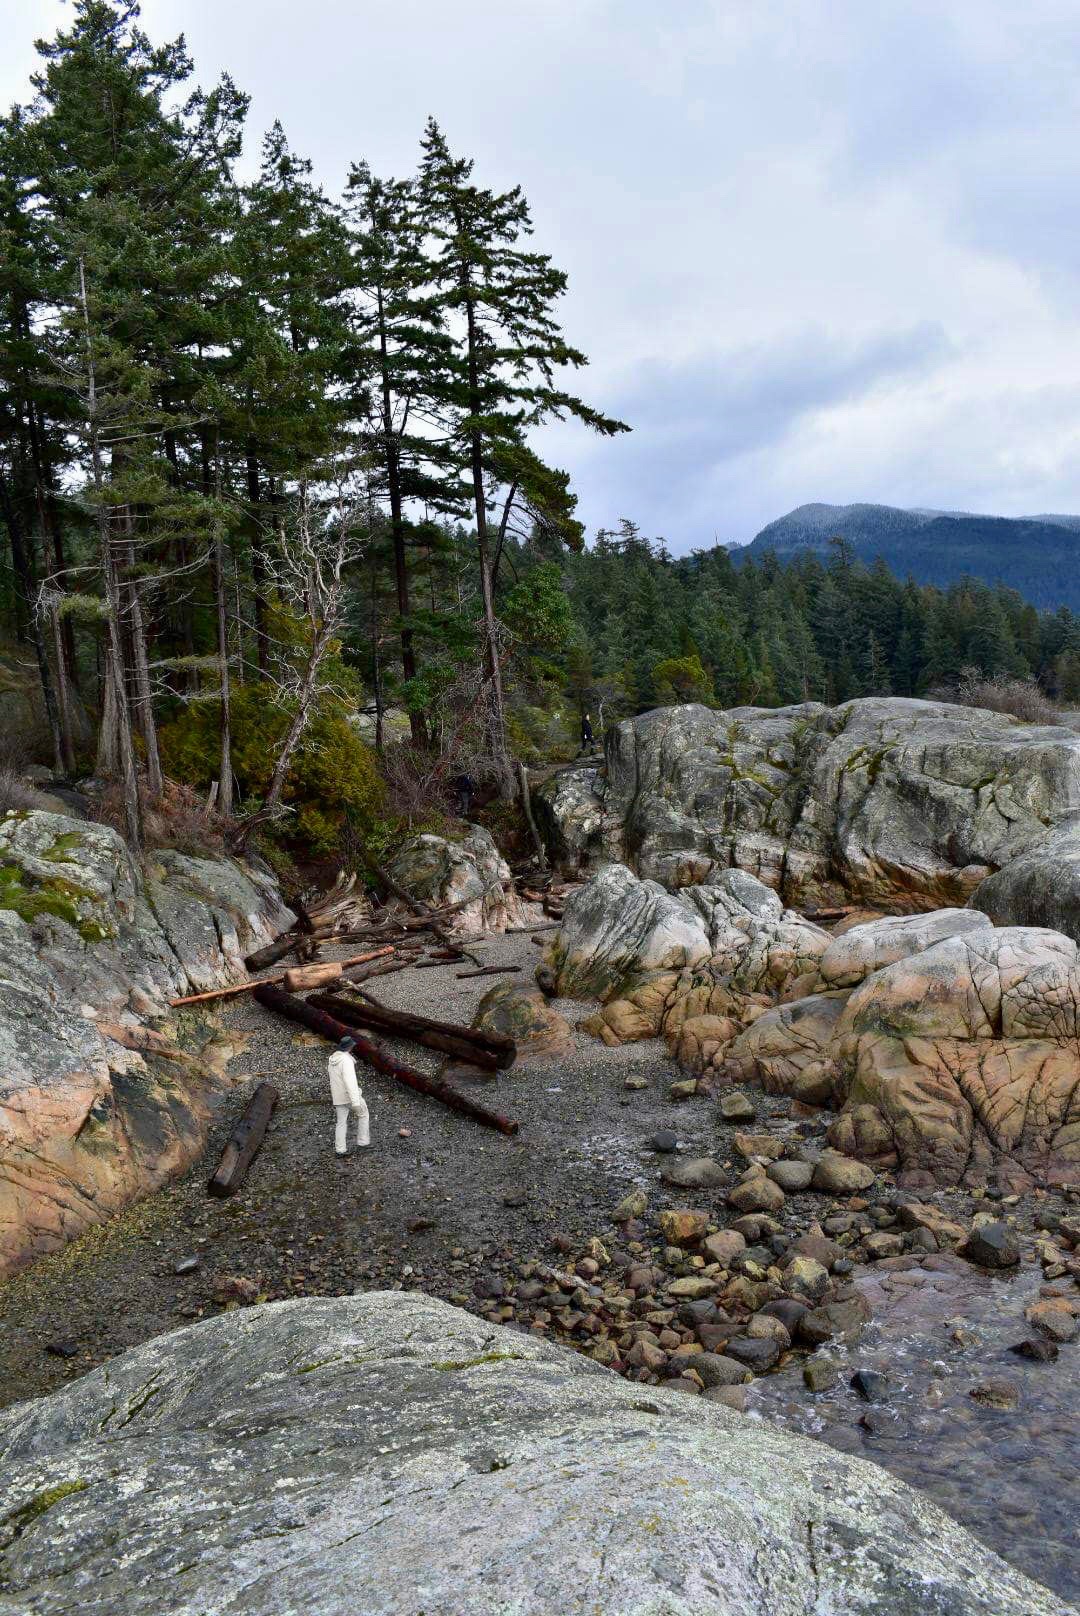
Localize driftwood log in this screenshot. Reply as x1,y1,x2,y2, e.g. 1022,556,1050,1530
456,965,521,980
308,991,517,1072
169,947,395,1008
252,985,519,1136
207,1081,280,1197
361,853,485,968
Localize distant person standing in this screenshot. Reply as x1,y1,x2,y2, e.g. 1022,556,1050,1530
452,771,475,819
328,1036,369,1157
580,712,594,751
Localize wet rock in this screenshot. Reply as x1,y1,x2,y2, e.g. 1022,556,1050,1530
746,1313,791,1348
864,1232,905,1260
693,1351,753,1388
726,1334,781,1372
962,1221,1021,1269
969,1379,1021,1411
663,1157,725,1190
782,1227,842,1271
728,1174,786,1215
703,1383,750,1410
760,1298,810,1335
766,1159,814,1193
851,1368,890,1403
1026,1301,1079,1343
803,1357,838,1392
798,1294,872,1347
812,1152,877,1195
896,1202,967,1247
657,1209,709,1246
731,1214,782,1242
1009,1337,1060,1363
720,1090,756,1123
784,1255,831,1303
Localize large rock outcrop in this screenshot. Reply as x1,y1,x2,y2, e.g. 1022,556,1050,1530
388,824,526,933
536,697,1080,915
0,1291,1067,1616
0,810,291,1275
823,926,1080,1187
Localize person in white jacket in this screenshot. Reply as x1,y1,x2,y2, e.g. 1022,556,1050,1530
328,1036,370,1157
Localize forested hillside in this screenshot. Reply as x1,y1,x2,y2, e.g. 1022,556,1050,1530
740,502,1080,610
4,2,1080,863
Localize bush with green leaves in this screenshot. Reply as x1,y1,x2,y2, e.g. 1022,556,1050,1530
159,688,384,855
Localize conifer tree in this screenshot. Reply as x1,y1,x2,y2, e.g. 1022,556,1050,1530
418,118,627,791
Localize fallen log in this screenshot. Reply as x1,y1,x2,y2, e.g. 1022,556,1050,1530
308,991,517,1071
455,965,522,980
169,947,395,1008
253,985,519,1136
342,958,414,986
207,1081,279,1198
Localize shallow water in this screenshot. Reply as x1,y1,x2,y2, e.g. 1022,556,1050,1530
747,1256,1080,1603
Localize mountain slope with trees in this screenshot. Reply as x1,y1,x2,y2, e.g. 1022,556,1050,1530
739,502,1080,610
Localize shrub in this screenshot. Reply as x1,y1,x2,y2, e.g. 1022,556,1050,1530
159,688,384,855
931,667,1058,725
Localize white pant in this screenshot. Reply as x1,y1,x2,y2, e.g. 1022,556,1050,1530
334,1099,369,1153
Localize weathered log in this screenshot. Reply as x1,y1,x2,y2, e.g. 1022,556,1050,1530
169,947,395,1008
456,965,522,980
308,992,516,1071
207,1081,279,1198
252,985,519,1136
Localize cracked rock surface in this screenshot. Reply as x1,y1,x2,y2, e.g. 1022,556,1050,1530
0,1289,1071,1616
0,810,291,1276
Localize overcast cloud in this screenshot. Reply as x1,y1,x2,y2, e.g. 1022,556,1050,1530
6,0,1080,549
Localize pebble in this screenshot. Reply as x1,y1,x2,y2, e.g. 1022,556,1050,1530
812,1154,877,1194
45,1340,79,1359
766,1160,813,1193
173,1256,199,1276
663,1157,725,1189
658,1209,709,1246
651,1129,678,1153
703,1383,750,1410
612,1189,648,1222
728,1175,786,1215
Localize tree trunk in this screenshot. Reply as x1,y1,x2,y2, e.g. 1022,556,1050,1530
246,439,270,678
0,466,65,776
461,280,513,796
377,288,425,747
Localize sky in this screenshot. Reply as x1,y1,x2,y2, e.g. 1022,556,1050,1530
6,0,1080,551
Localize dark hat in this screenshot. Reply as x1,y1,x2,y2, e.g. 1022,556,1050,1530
336,1036,356,1052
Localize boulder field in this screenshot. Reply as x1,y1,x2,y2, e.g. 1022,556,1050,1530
0,1290,1069,1616
538,697,1080,1188
0,809,291,1276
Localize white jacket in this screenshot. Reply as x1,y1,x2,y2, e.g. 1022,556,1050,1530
328,1050,363,1107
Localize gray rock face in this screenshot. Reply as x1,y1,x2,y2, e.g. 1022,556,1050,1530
388,824,526,933
0,1291,1067,1616
0,809,291,1275
537,696,1080,911
970,815,1080,941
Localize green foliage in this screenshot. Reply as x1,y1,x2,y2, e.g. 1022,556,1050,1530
160,688,383,854
504,564,572,653
651,653,715,707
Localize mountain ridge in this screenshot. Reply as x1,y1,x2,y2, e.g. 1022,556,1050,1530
737,501,1080,610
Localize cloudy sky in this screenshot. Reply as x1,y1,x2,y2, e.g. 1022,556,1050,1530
7,1,1080,550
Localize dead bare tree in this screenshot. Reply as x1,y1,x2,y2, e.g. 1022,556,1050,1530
234,465,366,847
